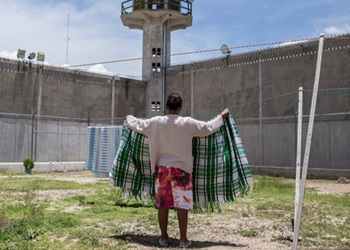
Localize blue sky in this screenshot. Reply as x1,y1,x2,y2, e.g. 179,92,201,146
0,0,349,78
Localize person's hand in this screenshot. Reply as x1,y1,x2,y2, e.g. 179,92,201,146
220,109,229,119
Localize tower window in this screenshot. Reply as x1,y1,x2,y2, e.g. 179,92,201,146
151,101,161,112
149,0,164,10
152,48,161,57
152,62,161,72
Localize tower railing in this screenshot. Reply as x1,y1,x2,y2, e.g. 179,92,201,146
121,0,193,15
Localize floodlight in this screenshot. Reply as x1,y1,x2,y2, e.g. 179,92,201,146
17,48,26,59
28,52,36,60
37,52,45,62
220,44,231,55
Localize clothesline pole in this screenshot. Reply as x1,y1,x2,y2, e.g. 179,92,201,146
294,86,303,229
292,34,325,250
191,64,194,116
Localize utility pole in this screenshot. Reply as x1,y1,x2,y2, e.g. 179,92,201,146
65,13,70,65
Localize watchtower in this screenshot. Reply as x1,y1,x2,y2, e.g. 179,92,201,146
121,0,193,116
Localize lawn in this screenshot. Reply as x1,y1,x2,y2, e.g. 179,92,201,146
0,170,349,249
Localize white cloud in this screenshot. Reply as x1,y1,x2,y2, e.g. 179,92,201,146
278,40,307,47
0,50,17,60
88,64,111,74
0,0,142,77
324,24,350,35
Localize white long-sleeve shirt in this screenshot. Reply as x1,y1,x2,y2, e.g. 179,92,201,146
126,114,224,173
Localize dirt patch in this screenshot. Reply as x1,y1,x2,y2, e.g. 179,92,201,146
0,170,104,184
305,179,350,196
286,178,350,196
37,189,96,201
39,171,105,184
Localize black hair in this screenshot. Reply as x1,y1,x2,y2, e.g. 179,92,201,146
166,93,182,110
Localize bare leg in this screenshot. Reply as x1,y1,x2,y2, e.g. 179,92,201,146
177,208,189,245
158,208,169,243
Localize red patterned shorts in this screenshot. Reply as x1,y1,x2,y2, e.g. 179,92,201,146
155,166,193,211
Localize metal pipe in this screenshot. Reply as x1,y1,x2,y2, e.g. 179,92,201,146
292,34,325,250
191,64,194,116
31,110,38,160
258,53,264,165
162,20,168,115
294,86,303,231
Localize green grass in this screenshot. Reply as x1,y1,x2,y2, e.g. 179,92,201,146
0,177,106,190
0,172,349,249
0,169,25,176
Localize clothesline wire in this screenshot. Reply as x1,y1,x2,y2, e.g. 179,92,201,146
228,90,298,110
193,87,350,117
0,87,348,122
235,111,350,122
304,87,350,92
224,87,350,111
178,86,340,117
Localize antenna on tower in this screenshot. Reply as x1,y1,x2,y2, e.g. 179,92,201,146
65,13,70,65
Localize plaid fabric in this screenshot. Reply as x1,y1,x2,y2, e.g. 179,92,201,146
110,112,253,213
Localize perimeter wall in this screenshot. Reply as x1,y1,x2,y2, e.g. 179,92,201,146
0,35,349,178
0,60,146,162
165,35,350,178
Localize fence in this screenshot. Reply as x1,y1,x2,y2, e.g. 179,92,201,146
0,112,124,163
1,110,349,179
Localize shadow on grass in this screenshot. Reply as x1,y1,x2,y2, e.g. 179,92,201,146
111,233,247,248
114,203,150,208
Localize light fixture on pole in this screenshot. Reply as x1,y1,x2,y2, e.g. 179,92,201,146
17,48,26,60
28,52,36,60
37,52,45,62
220,44,231,56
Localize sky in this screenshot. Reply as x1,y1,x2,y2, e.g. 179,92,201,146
0,0,350,78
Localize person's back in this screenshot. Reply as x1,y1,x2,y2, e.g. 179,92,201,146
127,113,224,174
126,93,228,248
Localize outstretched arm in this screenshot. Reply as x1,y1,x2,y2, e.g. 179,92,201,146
190,108,230,137
126,115,151,136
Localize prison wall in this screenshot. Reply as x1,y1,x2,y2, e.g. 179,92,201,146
1,35,349,179
0,59,147,162
0,60,147,118
166,35,350,178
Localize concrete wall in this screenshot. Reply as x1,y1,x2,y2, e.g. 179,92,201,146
166,36,350,121
0,60,147,163
1,35,349,179
165,35,350,178
0,60,147,119
238,120,350,169
0,116,86,162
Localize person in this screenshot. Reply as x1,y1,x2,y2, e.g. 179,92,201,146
126,93,229,248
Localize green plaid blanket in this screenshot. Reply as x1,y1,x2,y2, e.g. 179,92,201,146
110,112,253,213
